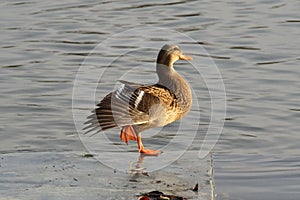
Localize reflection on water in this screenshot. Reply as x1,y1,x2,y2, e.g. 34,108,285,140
1,0,300,199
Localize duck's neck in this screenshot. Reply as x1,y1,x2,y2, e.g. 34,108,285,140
156,64,192,107
157,63,174,83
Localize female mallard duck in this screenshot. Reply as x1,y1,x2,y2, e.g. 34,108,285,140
84,44,192,156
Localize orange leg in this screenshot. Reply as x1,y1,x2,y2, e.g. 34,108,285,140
137,133,161,156
120,125,137,144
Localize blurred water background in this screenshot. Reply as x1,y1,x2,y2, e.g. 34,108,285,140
1,0,299,199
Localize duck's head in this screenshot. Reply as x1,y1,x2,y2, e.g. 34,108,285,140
156,44,192,67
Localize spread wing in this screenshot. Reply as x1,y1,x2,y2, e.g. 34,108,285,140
83,81,177,134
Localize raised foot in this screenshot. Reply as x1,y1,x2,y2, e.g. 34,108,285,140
139,149,161,156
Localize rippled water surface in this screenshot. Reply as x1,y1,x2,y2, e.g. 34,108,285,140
1,0,299,199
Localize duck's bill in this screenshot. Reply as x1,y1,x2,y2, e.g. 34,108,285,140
179,54,193,60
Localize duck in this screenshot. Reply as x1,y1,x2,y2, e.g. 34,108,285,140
84,44,192,156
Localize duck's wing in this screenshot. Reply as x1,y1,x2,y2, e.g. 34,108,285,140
118,80,146,88
84,81,178,134
83,81,150,134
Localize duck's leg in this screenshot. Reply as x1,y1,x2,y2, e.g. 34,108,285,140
137,133,161,156
120,125,137,144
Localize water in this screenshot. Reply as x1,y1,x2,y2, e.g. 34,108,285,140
1,0,300,199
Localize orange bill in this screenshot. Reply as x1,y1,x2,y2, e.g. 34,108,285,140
179,54,192,60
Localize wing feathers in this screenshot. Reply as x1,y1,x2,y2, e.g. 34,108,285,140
83,81,177,135
83,81,150,134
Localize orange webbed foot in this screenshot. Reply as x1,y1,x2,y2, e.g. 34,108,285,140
139,148,161,156
137,133,161,156
120,125,137,144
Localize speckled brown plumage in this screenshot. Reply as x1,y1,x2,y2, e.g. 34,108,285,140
84,44,192,155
